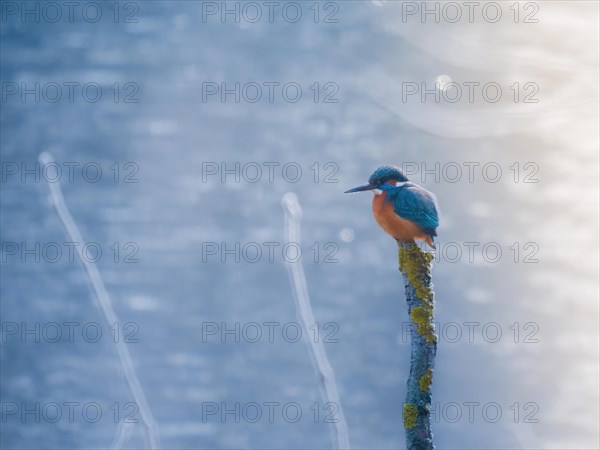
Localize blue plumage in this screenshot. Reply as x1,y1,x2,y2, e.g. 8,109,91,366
382,183,439,236
368,165,409,184
345,165,440,247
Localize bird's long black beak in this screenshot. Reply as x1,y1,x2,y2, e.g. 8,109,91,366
344,183,376,193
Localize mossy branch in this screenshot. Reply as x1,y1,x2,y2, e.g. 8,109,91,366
398,241,436,450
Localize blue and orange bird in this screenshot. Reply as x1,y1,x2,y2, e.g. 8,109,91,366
345,165,440,249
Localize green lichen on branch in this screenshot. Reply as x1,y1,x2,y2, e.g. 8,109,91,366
409,307,436,344
399,242,436,343
398,242,433,302
419,368,433,393
403,403,418,429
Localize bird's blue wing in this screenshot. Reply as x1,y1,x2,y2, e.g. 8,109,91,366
389,184,440,233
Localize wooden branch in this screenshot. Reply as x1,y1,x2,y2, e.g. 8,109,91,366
398,241,436,450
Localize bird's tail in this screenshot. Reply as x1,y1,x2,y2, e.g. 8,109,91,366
425,235,436,250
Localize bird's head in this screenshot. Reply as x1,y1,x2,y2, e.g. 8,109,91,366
344,165,409,193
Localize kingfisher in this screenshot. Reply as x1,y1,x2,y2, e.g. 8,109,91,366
345,165,440,249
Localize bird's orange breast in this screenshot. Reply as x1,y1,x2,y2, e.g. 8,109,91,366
372,191,433,246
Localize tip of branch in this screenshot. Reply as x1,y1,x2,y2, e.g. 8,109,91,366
281,192,302,219
38,151,54,166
